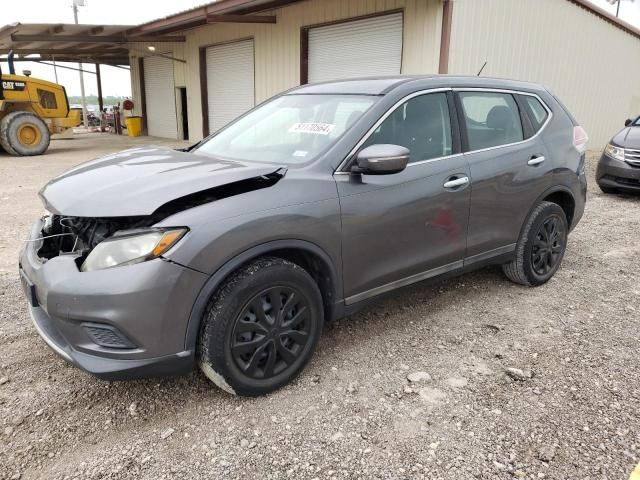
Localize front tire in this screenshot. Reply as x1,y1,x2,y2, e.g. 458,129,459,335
198,257,324,396
502,201,568,286
0,111,51,156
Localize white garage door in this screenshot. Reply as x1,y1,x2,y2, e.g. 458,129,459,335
308,13,403,83
143,56,178,139
206,39,255,134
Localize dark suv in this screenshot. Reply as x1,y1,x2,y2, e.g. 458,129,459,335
596,115,640,193
20,76,587,396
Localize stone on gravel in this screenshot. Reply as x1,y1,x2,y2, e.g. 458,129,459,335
417,387,446,406
160,428,175,439
407,371,431,383
504,367,532,381
445,376,468,388
0,376,8,385
240,438,249,448
537,445,556,463
128,402,138,417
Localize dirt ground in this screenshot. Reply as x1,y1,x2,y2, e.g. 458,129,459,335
0,134,639,480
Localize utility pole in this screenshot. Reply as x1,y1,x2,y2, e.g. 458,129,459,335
73,0,89,129
52,56,59,83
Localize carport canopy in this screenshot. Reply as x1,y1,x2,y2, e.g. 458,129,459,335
0,22,189,66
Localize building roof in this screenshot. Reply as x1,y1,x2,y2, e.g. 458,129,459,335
127,0,303,35
0,0,638,67
130,0,640,40
568,0,640,40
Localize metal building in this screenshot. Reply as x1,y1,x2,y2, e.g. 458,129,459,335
3,0,636,147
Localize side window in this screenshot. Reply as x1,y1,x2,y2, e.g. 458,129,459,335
362,92,452,163
522,95,549,132
459,92,523,150
37,89,57,110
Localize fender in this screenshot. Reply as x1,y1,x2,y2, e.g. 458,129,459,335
183,239,343,352
522,184,577,235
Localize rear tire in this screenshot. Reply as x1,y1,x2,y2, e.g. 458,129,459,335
502,201,568,286
198,257,324,396
0,111,50,156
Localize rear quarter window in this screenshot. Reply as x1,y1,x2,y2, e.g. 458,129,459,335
521,95,549,132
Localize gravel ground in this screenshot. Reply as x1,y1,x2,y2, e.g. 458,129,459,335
1,135,639,480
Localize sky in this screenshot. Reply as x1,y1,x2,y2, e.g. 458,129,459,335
2,0,640,99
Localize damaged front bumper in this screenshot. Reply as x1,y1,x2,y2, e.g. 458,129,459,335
19,217,209,380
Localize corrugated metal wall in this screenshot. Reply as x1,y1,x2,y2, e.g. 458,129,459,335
448,0,640,148
129,0,444,141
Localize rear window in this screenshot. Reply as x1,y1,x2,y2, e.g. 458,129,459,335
459,92,523,151
522,95,549,132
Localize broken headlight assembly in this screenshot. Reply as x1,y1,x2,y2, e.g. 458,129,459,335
80,228,187,272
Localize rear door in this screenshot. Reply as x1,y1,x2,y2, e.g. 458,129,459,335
456,89,553,264
336,91,471,304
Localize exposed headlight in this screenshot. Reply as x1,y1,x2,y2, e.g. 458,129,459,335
81,228,187,272
605,143,625,162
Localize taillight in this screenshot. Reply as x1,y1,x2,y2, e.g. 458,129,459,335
573,126,588,153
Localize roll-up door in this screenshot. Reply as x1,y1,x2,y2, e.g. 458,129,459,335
206,39,255,134
143,56,178,139
308,13,403,83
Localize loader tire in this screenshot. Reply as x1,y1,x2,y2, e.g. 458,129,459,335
0,111,50,156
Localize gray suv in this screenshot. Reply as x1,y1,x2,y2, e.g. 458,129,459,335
20,76,587,396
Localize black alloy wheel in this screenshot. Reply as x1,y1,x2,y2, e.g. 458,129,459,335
231,286,312,380
531,215,565,276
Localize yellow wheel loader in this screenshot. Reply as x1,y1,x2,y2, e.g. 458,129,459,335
0,52,80,156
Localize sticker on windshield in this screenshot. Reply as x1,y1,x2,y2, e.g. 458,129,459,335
293,150,308,157
288,122,335,136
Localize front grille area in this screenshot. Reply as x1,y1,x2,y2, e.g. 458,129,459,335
625,148,640,167
83,324,136,349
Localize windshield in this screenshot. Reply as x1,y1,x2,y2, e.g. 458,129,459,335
634,116,640,126
195,94,378,164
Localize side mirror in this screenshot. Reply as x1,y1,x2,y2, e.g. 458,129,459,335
352,144,410,175
625,118,633,127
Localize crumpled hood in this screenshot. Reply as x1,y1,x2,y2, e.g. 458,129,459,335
39,147,285,217
612,127,640,149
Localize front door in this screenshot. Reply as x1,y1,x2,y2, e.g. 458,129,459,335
336,91,471,304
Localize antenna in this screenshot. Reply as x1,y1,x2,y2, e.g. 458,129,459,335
477,61,487,76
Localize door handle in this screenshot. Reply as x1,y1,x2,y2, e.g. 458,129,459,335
527,155,545,166
443,176,470,189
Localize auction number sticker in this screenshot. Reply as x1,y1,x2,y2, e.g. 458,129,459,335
289,122,335,135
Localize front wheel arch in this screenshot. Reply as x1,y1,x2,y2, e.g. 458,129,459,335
184,239,341,353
